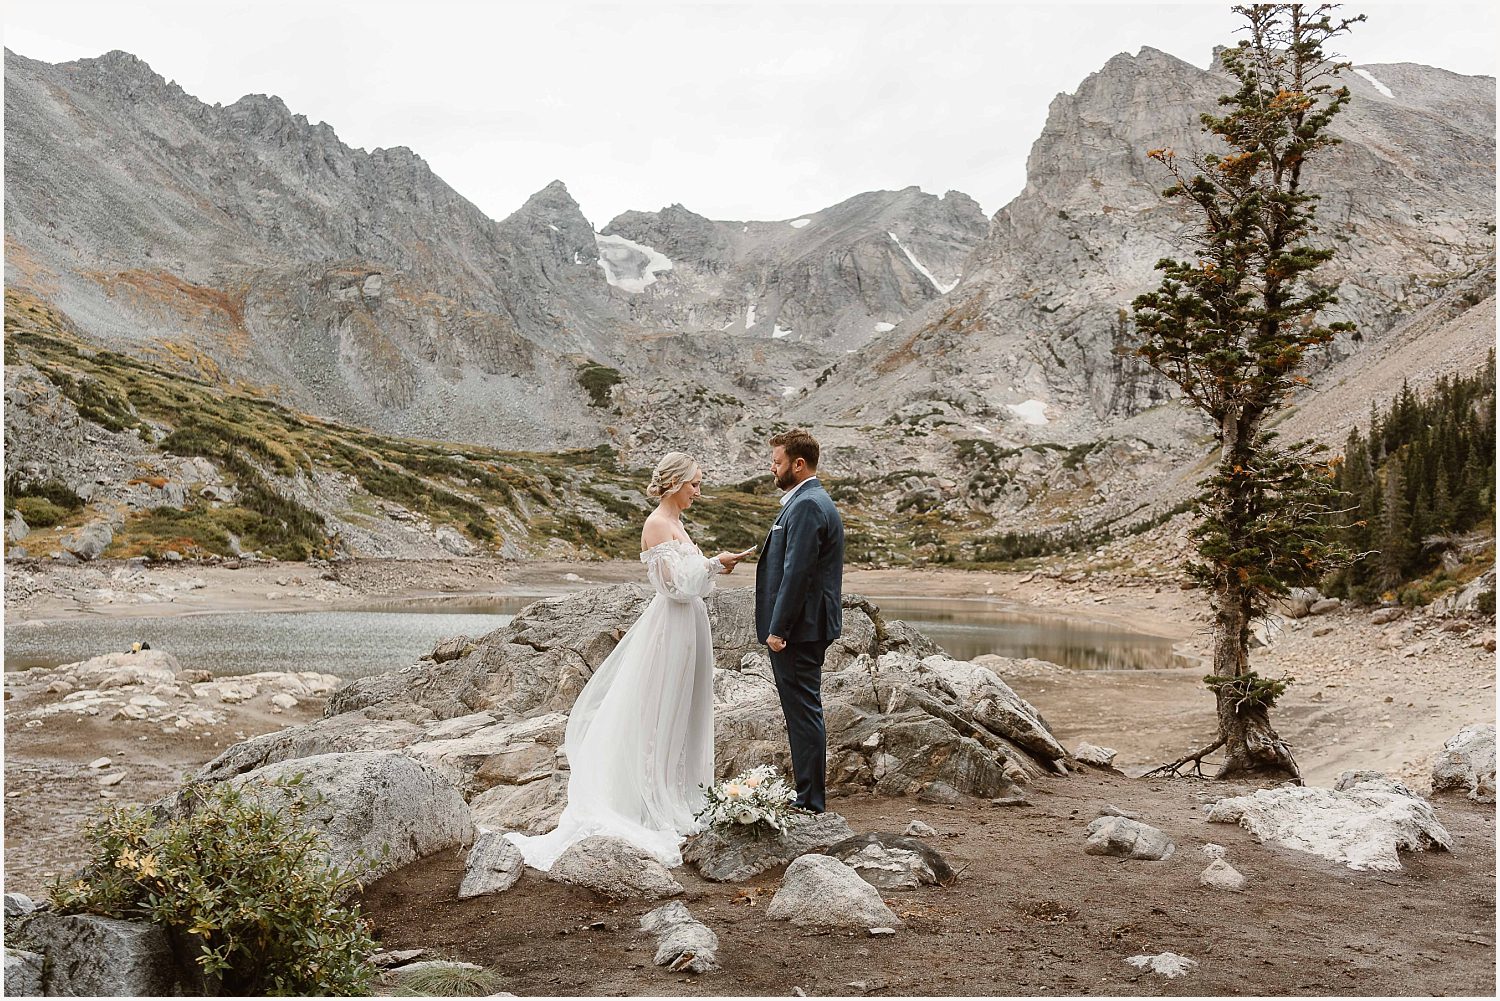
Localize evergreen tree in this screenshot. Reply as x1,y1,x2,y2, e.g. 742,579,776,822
1132,4,1362,782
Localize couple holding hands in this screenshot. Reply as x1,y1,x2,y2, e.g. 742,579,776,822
507,429,844,869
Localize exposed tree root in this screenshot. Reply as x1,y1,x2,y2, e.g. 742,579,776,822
1144,737,1226,779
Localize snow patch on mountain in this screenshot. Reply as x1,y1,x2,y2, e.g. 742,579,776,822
888,231,958,293
1006,400,1049,425
789,218,812,228
874,321,896,332
596,233,673,292
1354,67,1394,98
772,324,793,339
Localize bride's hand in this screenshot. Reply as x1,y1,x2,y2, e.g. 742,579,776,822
713,551,743,573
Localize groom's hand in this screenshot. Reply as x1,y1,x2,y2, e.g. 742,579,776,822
767,635,787,652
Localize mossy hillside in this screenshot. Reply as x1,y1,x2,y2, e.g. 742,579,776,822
5,288,1142,566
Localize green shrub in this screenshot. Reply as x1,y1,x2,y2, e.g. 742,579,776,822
51,780,377,996
4,474,86,513
13,496,68,527
576,363,623,408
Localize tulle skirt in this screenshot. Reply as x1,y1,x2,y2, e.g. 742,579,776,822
504,592,715,870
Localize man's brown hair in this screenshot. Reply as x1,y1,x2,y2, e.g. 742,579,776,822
769,428,820,469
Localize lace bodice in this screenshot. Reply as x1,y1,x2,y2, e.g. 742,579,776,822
640,539,718,602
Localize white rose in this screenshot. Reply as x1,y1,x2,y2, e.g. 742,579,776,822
735,808,757,824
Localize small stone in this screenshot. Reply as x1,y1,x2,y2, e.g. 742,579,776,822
88,756,112,769
1312,625,1334,637
1199,859,1246,891
1084,816,1175,861
903,820,937,838
868,927,897,936
23,719,42,729
1200,843,1226,860
1370,606,1406,625
1097,803,1139,820
1073,741,1118,767
99,772,126,786
269,693,298,710
458,831,524,899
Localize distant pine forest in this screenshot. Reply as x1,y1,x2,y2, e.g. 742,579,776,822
1325,351,1496,607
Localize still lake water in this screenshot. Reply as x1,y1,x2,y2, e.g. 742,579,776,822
4,594,1189,679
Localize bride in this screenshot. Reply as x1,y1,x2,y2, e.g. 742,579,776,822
505,452,750,870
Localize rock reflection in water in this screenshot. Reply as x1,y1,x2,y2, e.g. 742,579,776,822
869,596,1191,670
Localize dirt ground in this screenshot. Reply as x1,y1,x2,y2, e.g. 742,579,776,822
358,771,1497,997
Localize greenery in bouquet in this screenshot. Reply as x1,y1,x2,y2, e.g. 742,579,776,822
695,765,798,836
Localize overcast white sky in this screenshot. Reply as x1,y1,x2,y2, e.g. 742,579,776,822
4,2,1495,227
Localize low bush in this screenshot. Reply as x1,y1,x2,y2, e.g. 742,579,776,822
51,779,377,996
12,496,68,527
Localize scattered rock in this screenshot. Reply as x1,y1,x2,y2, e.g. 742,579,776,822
825,833,954,889
1370,607,1406,625
1199,843,1226,860
1311,625,1334,637
640,901,720,973
766,854,903,929
87,756,111,769
1199,859,1246,891
98,771,125,787
1096,803,1140,820
683,811,855,883
269,693,298,710
60,521,114,561
369,948,426,967
458,830,525,899
1430,724,1496,803
868,927,897,936
1126,952,1198,978
5,892,37,919
1308,598,1341,616
16,912,183,996
903,820,937,838
1207,780,1452,871
1084,816,1175,861
548,836,683,901
1073,742,1118,768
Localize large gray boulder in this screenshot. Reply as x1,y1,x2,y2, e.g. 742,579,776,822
640,901,720,974
4,948,43,997
16,912,183,996
547,836,683,901
1430,723,1496,803
1083,816,1176,861
683,811,855,883
458,830,525,899
227,750,473,885
60,520,114,561
766,854,903,929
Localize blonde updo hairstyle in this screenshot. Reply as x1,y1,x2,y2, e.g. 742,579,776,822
647,451,699,500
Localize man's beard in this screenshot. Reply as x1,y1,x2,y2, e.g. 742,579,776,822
774,469,797,490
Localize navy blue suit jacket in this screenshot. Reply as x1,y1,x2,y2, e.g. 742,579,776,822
754,477,845,644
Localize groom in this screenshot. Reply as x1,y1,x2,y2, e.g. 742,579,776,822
755,428,844,814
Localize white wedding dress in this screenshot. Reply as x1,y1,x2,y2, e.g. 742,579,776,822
504,539,718,870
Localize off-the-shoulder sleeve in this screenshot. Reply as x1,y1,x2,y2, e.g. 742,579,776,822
642,545,717,602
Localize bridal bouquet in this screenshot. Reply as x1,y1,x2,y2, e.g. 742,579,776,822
695,765,798,836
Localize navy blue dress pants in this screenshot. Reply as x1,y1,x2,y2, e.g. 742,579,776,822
769,638,832,812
